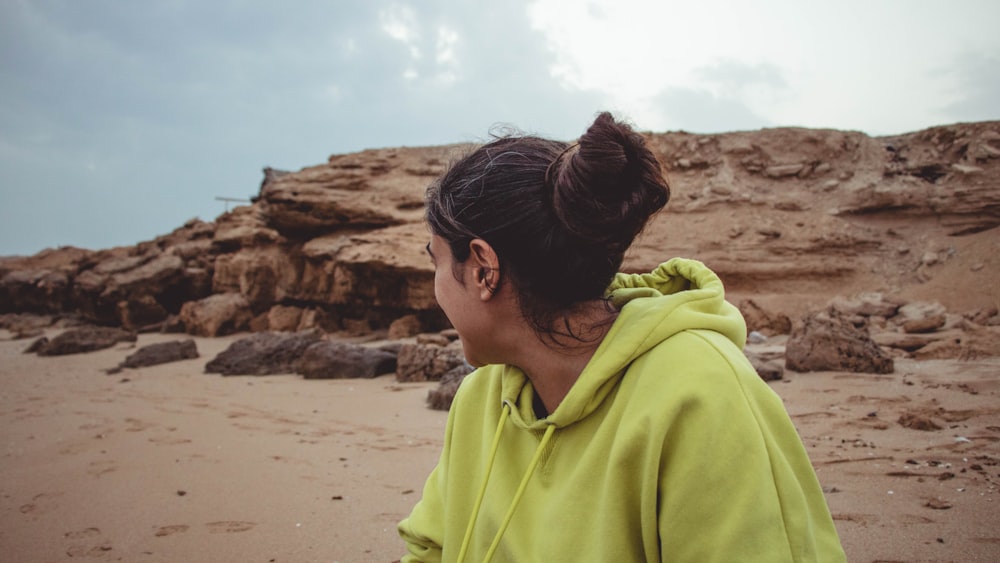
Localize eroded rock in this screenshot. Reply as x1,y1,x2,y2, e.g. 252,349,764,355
746,352,784,381
179,293,253,337
204,330,323,375
396,338,466,382
786,311,894,373
32,326,137,356
427,362,475,411
107,339,199,373
739,299,792,336
295,341,396,379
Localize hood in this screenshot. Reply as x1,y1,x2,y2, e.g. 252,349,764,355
500,257,747,430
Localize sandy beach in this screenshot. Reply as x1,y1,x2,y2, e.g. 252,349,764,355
2,330,998,562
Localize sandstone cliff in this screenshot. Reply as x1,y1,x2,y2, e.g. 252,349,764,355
2,123,998,337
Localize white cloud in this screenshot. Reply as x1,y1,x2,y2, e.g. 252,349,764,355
380,3,422,59
436,26,458,66
528,0,1000,134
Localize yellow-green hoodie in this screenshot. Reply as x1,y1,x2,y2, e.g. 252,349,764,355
398,258,846,562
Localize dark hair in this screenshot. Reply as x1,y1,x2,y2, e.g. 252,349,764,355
426,111,670,338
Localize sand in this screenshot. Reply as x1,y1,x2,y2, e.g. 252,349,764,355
1,331,998,562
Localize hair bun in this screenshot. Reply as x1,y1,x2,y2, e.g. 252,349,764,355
549,112,670,253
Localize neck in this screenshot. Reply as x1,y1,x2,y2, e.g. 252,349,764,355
507,300,618,416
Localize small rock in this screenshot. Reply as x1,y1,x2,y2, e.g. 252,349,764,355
925,498,952,510
764,163,805,178
898,413,942,431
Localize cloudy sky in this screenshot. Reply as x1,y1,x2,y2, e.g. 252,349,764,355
2,0,998,256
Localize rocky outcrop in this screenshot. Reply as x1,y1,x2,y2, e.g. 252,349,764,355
1,122,997,351
259,146,454,237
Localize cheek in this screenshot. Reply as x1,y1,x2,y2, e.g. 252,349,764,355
432,270,452,314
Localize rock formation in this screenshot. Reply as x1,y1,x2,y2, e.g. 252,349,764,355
2,122,998,380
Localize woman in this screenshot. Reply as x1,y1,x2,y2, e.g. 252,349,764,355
398,112,846,562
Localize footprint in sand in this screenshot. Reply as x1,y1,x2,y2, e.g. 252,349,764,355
124,417,153,432
154,524,190,537
19,491,63,515
148,436,192,445
87,460,117,477
65,543,113,557
206,520,257,534
64,527,112,557
64,527,101,539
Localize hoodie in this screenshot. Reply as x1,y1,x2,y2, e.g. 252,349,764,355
398,258,846,562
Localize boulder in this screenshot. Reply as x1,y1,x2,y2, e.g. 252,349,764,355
745,352,784,381
107,339,199,373
396,339,467,382
786,311,894,373
299,223,437,310
295,341,397,379
204,330,323,375
966,306,999,326
911,325,1000,360
102,253,184,297
32,326,137,356
179,293,253,337
211,205,282,251
388,314,423,339
739,299,792,336
0,313,56,339
427,362,475,411
117,294,170,331
266,305,304,332
892,302,947,334
212,248,295,313
827,293,902,319
902,314,946,334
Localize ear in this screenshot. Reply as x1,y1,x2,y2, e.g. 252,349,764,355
467,238,500,300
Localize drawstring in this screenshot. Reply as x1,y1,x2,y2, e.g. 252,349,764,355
483,423,556,562
456,404,510,562
457,401,558,563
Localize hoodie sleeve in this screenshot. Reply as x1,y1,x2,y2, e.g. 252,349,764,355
653,330,846,562
398,410,453,563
